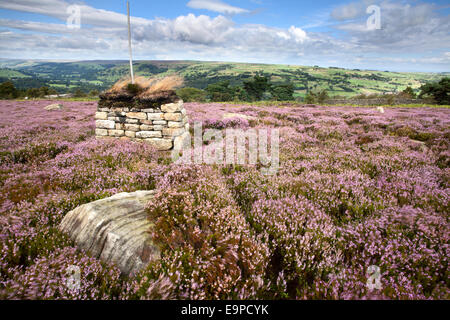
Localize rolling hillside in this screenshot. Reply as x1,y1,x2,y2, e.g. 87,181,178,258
0,59,447,98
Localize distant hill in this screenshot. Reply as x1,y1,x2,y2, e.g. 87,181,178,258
0,59,446,98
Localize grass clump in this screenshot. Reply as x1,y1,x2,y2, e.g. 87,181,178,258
108,75,183,97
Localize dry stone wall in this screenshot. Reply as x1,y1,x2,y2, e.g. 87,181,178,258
95,99,189,151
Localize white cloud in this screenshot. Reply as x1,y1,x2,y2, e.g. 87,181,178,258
131,14,235,44
0,0,448,71
0,0,319,64
187,0,249,15
276,31,290,40
331,0,450,53
0,0,314,56
331,1,371,21
0,0,149,28
289,26,308,43
0,18,72,34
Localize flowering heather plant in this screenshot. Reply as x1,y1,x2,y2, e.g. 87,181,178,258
204,117,250,130
1,247,122,300
250,196,341,298
0,100,449,299
141,165,269,299
332,205,449,299
0,100,167,298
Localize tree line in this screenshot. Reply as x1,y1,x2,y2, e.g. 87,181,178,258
177,76,449,105
1,76,449,105
177,75,295,102
0,81,99,99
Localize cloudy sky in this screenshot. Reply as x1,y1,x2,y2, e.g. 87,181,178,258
0,0,449,72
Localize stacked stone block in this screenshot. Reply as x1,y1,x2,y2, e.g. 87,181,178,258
95,99,189,151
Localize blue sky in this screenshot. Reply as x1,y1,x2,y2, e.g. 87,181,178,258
0,0,449,72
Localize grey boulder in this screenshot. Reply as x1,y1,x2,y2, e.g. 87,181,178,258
59,191,160,276
44,103,63,110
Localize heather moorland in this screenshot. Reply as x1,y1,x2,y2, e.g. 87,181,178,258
0,100,448,299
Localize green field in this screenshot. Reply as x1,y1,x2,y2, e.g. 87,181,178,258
0,69,31,79
0,59,447,98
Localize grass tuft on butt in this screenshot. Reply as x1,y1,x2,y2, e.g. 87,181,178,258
107,75,183,97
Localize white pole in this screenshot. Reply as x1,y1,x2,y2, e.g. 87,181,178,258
127,1,135,84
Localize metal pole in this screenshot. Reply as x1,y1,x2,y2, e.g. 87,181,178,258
127,1,135,84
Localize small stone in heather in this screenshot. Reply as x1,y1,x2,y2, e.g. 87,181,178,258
44,103,63,111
